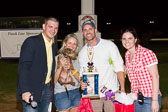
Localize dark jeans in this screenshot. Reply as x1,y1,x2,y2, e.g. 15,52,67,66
22,83,52,112
134,94,162,112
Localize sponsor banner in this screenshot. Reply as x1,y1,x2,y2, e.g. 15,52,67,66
0,29,42,58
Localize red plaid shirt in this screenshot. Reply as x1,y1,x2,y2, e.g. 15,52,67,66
125,45,158,97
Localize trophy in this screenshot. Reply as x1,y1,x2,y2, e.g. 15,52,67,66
82,47,99,98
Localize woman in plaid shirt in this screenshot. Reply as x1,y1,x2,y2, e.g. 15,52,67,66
121,27,162,112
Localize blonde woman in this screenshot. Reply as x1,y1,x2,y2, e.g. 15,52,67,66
54,33,81,112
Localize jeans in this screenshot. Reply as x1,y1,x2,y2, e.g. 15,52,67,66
134,95,162,112
22,83,52,112
54,88,81,111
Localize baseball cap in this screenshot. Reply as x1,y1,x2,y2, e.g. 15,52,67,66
82,20,96,30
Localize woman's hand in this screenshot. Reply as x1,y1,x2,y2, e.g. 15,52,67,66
151,100,159,112
60,57,70,71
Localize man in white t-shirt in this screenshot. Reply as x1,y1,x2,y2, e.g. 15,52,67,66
79,20,125,112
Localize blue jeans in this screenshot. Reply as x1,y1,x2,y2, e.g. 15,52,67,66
22,83,52,112
134,95,162,112
54,88,81,111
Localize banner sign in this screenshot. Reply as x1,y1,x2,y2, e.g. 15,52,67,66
0,29,42,58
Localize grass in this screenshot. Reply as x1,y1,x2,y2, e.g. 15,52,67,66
0,59,18,99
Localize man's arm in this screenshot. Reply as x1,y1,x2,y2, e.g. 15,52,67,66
116,71,125,92
18,38,34,102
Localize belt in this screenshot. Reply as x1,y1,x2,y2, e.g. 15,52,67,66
45,81,51,86
90,97,100,100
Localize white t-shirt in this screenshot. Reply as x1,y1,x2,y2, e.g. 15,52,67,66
78,38,124,97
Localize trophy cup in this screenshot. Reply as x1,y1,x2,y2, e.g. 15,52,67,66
82,47,99,98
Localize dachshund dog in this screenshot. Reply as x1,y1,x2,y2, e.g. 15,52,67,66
54,48,77,86
54,48,79,98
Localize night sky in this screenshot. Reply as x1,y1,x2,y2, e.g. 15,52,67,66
1,0,168,39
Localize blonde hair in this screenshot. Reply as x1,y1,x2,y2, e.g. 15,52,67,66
59,33,79,54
